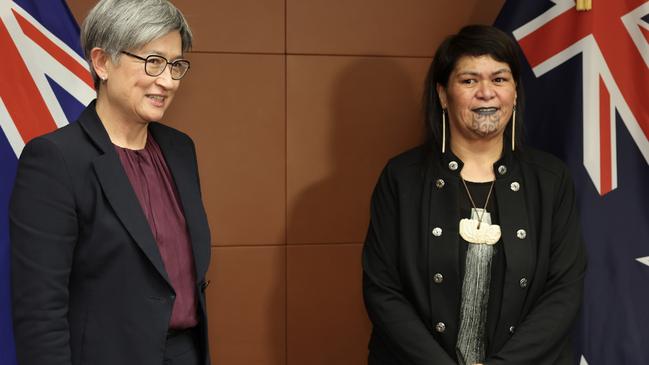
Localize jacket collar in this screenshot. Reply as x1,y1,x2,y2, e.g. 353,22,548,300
149,123,211,280
80,101,172,286
77,100,113,154
434,138,517,181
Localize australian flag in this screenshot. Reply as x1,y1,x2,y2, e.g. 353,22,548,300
0,1,94,364
496,1,649,364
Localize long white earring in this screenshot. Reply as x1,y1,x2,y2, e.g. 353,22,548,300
511,106,516,152
442,109,446,154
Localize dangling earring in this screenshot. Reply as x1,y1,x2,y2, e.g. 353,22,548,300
511,106,516,152
441,109,447,154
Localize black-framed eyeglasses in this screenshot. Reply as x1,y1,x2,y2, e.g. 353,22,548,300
121,51,191,80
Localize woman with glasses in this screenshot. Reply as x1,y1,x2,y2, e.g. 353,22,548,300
10,1,211,365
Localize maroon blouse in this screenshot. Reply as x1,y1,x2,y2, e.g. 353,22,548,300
115,134,198,329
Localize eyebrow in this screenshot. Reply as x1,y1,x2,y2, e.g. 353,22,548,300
456,68,512,77
146,50,184,60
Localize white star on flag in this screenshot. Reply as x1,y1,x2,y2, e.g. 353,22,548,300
635,256,649,267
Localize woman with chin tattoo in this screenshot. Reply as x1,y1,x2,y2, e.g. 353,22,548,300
362,25,586,365
10,1,211,364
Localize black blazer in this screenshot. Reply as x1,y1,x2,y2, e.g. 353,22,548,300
363,144,587,365
10,102,212,365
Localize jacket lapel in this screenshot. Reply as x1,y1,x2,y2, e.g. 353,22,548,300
149,123,210,280
78,104,172,286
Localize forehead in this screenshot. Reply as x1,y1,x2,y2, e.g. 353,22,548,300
137,31,182,56
452,55,511,75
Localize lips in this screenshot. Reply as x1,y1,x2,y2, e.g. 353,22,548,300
472,107,499,116
147,94,166,107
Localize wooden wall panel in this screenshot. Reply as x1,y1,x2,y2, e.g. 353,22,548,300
286,55,428,244
66,0,94,24
287,0,506,56
174,0,285,53
206,246,286,365
164,53,286,246
287,243,370,365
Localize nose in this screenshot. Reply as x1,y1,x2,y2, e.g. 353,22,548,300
155,66,176,89
475,81,495,100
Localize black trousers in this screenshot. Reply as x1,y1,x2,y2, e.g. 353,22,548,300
163,328,201,365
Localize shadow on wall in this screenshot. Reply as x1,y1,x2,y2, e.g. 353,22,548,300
286,57,426,364
289,57,426,244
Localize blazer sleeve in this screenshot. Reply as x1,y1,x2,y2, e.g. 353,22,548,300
486,166,587,364
362,164,456,365
10,137,78,365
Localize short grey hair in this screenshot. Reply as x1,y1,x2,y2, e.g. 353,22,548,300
80,0,193,88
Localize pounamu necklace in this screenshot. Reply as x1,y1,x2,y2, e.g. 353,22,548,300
459,179,501,245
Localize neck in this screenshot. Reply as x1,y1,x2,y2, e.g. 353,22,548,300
96,94,148,150
450,134,503,182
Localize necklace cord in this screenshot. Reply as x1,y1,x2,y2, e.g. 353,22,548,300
461,178,495,229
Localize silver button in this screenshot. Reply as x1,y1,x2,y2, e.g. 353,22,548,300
433,273,444,284
432,227,442,237
448,161,459,171
498,165,507,175
435,322,446,333
519,278,528,288
509,325,515,334
510,181,520,191
516,229,527,239
435,179,445,189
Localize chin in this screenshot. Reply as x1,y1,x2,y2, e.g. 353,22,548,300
139,108,167,123
150,114,166,122
469,127,503,140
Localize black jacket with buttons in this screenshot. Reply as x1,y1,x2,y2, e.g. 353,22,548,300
362,143,587,365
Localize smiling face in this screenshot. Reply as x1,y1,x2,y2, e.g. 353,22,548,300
101,31,183,124
437,55,517,144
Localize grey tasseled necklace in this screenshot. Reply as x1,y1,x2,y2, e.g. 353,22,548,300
456,179,498,365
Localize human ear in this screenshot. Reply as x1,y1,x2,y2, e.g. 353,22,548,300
436,83,448,108
90,47,110,81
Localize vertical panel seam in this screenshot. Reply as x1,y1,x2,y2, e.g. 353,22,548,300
284,0,289,364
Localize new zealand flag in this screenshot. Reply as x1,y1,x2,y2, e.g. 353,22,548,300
0,1,94,364
495,1,649,364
